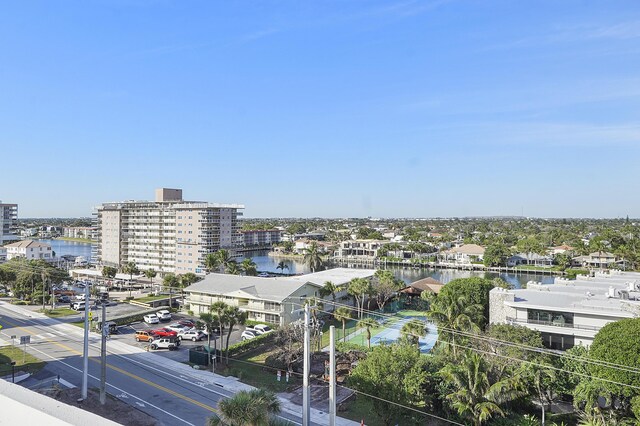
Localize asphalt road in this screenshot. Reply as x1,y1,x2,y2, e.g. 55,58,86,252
0,304,313,426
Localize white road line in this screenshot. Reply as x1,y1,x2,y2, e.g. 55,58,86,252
23,340,196,426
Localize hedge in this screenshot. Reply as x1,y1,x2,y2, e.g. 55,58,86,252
227,332,276,357
95,307,165,329
245,319,280,329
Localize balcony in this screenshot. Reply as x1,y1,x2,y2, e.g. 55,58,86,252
506,316,600,332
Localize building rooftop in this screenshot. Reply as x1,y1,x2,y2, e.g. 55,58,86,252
185,268,376,303
496,273,640,318
4,239,51,249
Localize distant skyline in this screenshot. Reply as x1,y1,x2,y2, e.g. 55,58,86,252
2,1,639,219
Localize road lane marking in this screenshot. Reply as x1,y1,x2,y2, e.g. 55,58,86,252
1,316,216,416
23,338,195,426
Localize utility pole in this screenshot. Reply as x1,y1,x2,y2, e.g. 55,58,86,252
329,325,336,426
100,302,107,405
81,281,90,400
303,303,311,426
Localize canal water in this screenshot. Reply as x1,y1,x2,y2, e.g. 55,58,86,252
244,251,555,288
35,242,555,287
37,239,93,262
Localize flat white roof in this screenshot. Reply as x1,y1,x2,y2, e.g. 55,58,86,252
0,380,120,426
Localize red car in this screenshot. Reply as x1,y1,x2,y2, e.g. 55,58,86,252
178,320,196,328
152,328,178,337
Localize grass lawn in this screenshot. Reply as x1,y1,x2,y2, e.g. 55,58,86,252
56,237,92,243
0,345,46,376
39,307,78,317
395,310,428,318
134,294,170,303
215,348,301,393
340,396,385,426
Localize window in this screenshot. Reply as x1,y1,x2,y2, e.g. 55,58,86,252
541,332,574,351
527,309,574,327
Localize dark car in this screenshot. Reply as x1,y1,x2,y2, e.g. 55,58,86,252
58,295,71,303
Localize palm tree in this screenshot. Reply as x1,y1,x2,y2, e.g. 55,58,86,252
211,301,229,354
427,295,482,359
122,261,139,297
205,253,220,273
163,273,179,309
303,242,324,272
400,319,427,347
333,307,352,342
208,388,281,426
276,261,289,274
347,278,371,319
240,258,257,276
319,281,337,311
223,306,247,365
359,317,378,349
216,249,234,274
227,261,240,275
439,352,525,426
199,312,219,371
179,272,199,302
144,268,157,291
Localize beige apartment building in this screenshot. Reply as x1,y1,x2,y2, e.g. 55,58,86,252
93,188,244,275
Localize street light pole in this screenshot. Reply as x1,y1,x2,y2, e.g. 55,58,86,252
100,302,107,405
329,325,336,426
81,281,90,400
303,303,311,426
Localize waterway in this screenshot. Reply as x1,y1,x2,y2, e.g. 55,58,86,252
37,239,93,262
243,250,555,288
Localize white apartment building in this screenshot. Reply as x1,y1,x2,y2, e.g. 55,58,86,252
0,202,18,243
93,188,244,276
490,271,640,350
184,268,375,325
241,229,281,247
5,240,54,261
63,227,92,239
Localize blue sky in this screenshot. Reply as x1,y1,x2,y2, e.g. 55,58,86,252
1,1,639,218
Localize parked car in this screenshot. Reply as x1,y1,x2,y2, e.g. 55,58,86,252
252,324,273,335
166,323,191,333
76,283,86,289
258,272,269,277
72,301,86,311
149,337,179,351
177,329,206,341
75,293,87,301
152,328,178,337
144,314,159,324
241,329,259,341
178,319,196,328
135,330,157,342
58,295,71,303
157,310,172,321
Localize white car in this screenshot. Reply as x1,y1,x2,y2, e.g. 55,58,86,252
144,314,159,324
178,329,207,341
72,301,86,311
166,323,191,333
241,329,259,341
157,310,172,321
252,324,273,335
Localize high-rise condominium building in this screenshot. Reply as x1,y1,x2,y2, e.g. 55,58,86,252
93,188,244,275
0,201,19,244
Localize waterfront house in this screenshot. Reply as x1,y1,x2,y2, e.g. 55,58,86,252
5,240,54,262
335,239,387,260
507,252,554,267
573,251,620,269
400,277,444,298
183,268,375,325
439,244,485,265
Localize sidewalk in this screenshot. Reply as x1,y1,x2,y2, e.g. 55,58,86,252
0,301,360,426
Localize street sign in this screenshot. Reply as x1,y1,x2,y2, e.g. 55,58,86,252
20,336,30,345
89,312,94,321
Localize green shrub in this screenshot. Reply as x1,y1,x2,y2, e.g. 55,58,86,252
124,296,134,301
227,332,276,357
244,319,280,329
336,341,372,353
13,300,28,305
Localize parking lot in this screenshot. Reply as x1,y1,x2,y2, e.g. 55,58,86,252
110,313,250,363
